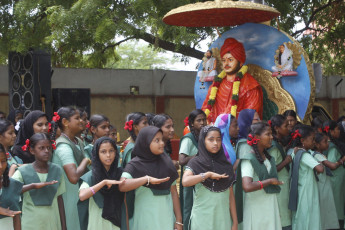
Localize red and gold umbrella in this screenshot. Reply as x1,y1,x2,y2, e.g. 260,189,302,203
163,0,280,27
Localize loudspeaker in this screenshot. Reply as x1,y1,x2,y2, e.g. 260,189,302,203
8,51,52,119
52,88,91,116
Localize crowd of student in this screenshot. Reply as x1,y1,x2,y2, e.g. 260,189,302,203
0,107,344,230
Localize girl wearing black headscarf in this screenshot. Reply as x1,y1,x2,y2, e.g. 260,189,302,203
78,137,124,230
182,126,237,230
12,110,49,163
119,126,182,230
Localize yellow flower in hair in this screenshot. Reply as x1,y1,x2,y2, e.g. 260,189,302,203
231,105,238,117
233,81,240,95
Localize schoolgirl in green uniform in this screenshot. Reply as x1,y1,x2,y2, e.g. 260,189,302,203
0,144,22,230
0,119,22,177
152,114,179,169
322,120,345,228
79,137,123,230
12,110,49,164
313,132,343,229
12,133,66,230
179,109,206,229
287,125,324,230
236,122,283,230
51,107,91,230
119,126,182,230
84,114,110,160
121,112,148,168
267,115,292,230
182,126,238,230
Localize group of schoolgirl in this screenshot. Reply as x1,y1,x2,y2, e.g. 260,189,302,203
0,106,344,230
178,109,345,230
0,108,182,230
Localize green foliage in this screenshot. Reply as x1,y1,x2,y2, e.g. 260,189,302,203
266,0,345,76
106,41,178,69
0,0,344,74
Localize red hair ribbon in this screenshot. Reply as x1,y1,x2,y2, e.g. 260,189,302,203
268,120,272,127
52,141,57,150
21,139,30,151
6,152,10,159
52,112,60,122
86,121,91,129
291,129,302,140
48,123,52,133
247,134,260,146
124,120,134,131
323,126,330,133
184,116,189,127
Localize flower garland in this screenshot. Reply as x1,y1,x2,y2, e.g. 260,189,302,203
205,65,248,117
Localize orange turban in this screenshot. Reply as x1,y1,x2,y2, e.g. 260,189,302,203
220,38,246,64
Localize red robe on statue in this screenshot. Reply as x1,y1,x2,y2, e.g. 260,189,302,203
202,72,263,124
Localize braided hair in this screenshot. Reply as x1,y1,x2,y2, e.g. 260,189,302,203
323,120,345,155
126,112,146,142
311,117,323,132
286,125,314,150
50,107,78,141
270,114,287,142
0,144,9,187
188,109,206,143
247,122,272,164
314,132,328,151
283,110,297,119
89,114,109,136
29,133,52,149
145,113,156,126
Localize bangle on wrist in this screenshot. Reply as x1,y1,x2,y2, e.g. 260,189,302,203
146,176,150,186
90,187,96,195
258,180,263,190
175,221,183,226
200,173,205,182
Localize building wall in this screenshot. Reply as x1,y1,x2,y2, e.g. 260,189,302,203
0,65,197,140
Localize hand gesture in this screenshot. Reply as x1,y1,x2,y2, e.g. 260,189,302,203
149,176,170,185
34,180,58,189
270,178,284,185
0,207,21,217
339,156,345,164
284,155,292,163
174,222,183,230
104,179,123,188
208,172,229,180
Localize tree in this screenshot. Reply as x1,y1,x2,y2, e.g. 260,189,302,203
0,0,344,75
106,41,178,69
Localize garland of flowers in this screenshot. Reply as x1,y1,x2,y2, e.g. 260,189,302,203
205,65,248,117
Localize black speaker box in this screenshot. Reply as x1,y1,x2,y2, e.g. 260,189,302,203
8,51,52,119
52,88,91,116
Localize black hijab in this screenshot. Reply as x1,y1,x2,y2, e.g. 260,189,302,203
7,109,22,125
12,110,47,163
92,136,123,227
187,126,236,192
124,126,178,190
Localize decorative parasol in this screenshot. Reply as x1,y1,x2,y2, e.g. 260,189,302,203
163,0,280,27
